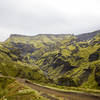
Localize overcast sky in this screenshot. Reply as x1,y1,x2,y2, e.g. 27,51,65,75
0,0,100,41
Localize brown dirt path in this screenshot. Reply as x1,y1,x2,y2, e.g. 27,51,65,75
17,78,100,100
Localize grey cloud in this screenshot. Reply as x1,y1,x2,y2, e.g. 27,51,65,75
0,0,100,41
0,0,67,34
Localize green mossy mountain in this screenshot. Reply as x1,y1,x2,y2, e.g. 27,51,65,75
1,30,100,90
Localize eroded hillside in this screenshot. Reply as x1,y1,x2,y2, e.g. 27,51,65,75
1,30,100,89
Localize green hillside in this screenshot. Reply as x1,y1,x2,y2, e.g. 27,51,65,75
1,30,100,90
0,76,47,100
0,43,46,82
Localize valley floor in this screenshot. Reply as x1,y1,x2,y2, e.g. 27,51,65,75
17,78,100,100
0,74,100,100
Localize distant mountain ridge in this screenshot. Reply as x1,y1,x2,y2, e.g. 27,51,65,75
76,30,100,41
9,30,100,42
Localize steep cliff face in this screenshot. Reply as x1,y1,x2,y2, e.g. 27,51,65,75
1,30,100,89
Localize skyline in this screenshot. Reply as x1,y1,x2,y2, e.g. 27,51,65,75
0,0,100,41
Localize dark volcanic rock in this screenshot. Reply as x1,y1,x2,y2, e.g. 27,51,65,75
74,56,83,61
10,42,35,55
97,48,100,52
89,52,99,62
57,77,77,86
60,61,75,73
51,57,75,72
52,58,65,69
79,67,92,85
95,66,100,86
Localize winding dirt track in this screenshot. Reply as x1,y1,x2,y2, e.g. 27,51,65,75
17,78,100,100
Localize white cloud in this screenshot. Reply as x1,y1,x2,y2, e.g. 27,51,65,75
0,0,100,41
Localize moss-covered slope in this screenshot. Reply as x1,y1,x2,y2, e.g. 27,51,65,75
0,44,46,82
2,30,100,89
0,76,47,100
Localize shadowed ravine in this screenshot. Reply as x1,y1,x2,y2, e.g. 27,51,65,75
17,78,100,100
